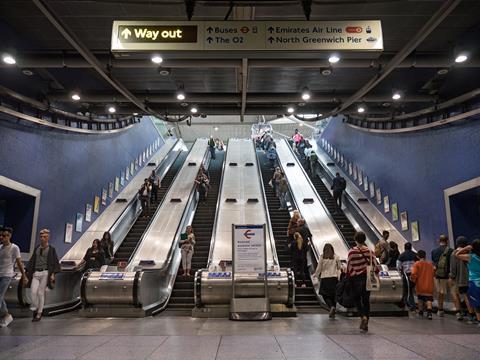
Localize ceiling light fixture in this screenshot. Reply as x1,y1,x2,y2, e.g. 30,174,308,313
71,93,81,101
176,91,186,101
392,92,402,100
214,126,219,131
2,54,16,65
287,106,295,114
190,106,198,114
357,105,366,113
328,54,340,64
108,106,116,113
151,55,163,64
455,53,468,63
133,112,139,116
301,88,311,101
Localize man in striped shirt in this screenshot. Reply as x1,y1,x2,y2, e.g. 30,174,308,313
397,242,418,311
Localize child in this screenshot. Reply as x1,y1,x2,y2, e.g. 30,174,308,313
411,250,435,319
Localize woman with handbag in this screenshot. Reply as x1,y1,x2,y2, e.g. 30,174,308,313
346,231,380,332
314,243,344,319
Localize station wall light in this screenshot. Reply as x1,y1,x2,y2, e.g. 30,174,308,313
301,88,311,101
455,53,468,63
151,54,163,64
2,53,16,65
328,54,340,64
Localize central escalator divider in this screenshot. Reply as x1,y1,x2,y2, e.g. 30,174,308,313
257,151,322,311
168,151,225,311
112,151,188,265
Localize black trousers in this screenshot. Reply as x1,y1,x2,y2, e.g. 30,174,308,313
151,185,158,202
351,273,371,318
293,258,307,285
333,190,343,210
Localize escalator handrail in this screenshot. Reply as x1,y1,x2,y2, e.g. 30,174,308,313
109,140,182,254
254,141,280,268
281,138,353,253
126,143,192,265
206,143,229,268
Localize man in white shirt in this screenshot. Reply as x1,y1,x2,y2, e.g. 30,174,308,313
0,227,28,327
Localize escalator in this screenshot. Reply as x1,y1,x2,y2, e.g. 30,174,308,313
257,151,321,311
297,155,357,248
168,151,225,310
113,151,188,265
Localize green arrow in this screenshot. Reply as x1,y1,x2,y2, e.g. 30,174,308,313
121,28,132,39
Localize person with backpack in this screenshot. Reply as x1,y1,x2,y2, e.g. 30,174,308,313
374,230,390,265
331,172,346,213
411,250,435,319
309,150,319,178
266,146,278,169
139,178,152,218
208,136,216,160
397,242,418,311
431,235,453,317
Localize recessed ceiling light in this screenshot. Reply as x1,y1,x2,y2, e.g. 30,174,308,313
301,88,311,101
357,106,365,113
71,93,81,101
437,68,449,75
108,106,116,113
2,54,16,65
22,69,34,76
190,106,198,114
328,55,340,64
455,53,468,63
321,69,332,76
176,91,186,101
133,112,139,116
287,107,295,114
159,68,171,76
392,92,402,100
299,123,304,127
382,102,391,107
151,55,163,64
214,126,219,131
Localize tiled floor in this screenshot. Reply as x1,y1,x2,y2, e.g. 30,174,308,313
1,312,479,359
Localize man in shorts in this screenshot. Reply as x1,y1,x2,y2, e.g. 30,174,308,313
431,235,453,316
411,250,435,319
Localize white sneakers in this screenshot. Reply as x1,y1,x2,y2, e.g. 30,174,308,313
0,314,13,328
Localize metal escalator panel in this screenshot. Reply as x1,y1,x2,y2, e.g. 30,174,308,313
112,151,188,265
168,151,225,310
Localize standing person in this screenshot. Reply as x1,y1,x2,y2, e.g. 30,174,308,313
266,146,278,169
411,250,435,319
331,172,346,213
449,236,474,321
148,170,160,204
346,231,379,332
314,243,343,319
180,226,195,277
292,232,308,288
278,175,289,211
195,172,209,204
454,238,480,324
374,230,390,264
208,136,216,160
100,231,114,265
287,211,302,266
26,229,61,322
431,235,453,317
397,242,418,311
139,178,152,218
80,239,105,271
385,241,399,269
271,167,282,198
309,150,319,177
0,227,28,328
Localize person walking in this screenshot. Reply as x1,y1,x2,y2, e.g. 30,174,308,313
374,230,390,265
80,239,105,271
292,232,308,288
386,241,400,269
287,211,302,267
431,234,453,317
271,167,282,198
139,178,152,218
180,226,195,276
397,242,418,311
278,175,289,210
309,150,319,177
0,227,28,328
208,136,216,160
411,250,435,319
148,170,160,204
454,238,480,325
346,231,379,332
449,236,474,321
100,231,114,265
331,172,346,213
314,243,343,319
26,229,60,322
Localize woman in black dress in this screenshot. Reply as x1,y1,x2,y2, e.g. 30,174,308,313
81,239,105,271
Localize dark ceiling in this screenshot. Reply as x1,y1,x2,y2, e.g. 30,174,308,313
0,0,479,120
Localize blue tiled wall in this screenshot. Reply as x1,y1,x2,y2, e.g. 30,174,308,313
319,117,480,255
0,118,164,257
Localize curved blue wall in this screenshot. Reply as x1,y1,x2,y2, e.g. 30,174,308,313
320,117,480,255
0,118,163,257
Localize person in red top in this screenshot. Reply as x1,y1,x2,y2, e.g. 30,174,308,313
410,250,435,319
346,231,379,333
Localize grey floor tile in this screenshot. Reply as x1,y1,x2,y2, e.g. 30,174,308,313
13,345,99,360
275,335,354,359
0,336,41,352
148,335,220,360
42,335,111,347
80,344,160,360
216,336,285,360
328,335,425,360
105,335,168,347
436,334,480,352
382,334,479,360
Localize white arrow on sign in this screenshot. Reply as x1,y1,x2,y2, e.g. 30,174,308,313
121,28,132,39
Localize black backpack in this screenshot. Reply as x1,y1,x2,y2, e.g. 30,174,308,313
340,178,347,190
